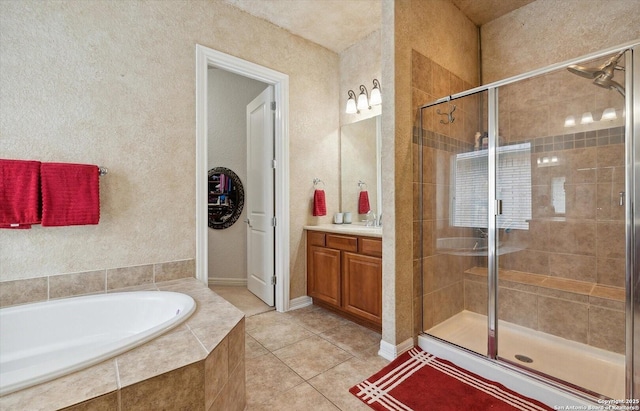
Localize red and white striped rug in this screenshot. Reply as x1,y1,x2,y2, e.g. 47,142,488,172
350,347,553,411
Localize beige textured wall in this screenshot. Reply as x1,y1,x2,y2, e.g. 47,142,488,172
481,0,640,83
0,0,340,301
409,0,479,87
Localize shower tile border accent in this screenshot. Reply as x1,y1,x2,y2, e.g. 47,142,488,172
412,125,624,154
0,258,195,308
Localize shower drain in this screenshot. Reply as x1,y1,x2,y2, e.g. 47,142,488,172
515,354,533,363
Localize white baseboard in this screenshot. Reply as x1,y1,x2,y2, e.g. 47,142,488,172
208,278,248,287
288,296,312,311
378,337,414,361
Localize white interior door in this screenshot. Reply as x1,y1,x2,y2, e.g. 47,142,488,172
246,86,275,306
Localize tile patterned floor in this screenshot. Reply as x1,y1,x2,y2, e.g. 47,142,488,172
210,286,389,410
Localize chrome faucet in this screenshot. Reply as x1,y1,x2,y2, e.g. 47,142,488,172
363,211,383,227
365,211,376,227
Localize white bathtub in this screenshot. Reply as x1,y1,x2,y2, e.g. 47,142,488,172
0,291,196,396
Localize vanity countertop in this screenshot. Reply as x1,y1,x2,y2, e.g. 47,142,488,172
304,223,382,238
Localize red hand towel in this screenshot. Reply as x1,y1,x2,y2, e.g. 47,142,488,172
313,189,326,216
358,191,371,214
41,162,100,226
0,159,42,229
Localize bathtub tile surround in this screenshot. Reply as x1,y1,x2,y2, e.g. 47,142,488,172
0,278,245,411
106,265,154,290
0,258,195,308
116,327,207,387
0,355,119,410
65,392,119,410
49,270,105,299
120,363,205,410
0,277,48,307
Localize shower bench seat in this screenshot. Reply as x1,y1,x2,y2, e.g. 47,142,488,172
465,266,624,302
462,266,625,355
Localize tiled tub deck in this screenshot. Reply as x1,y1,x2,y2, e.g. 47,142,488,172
0,278,245,411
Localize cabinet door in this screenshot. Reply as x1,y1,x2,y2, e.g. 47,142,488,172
342,252,382,325
308,245,341,306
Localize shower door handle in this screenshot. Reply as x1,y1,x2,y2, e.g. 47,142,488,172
619,191,625,206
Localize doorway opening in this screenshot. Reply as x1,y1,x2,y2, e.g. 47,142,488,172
195,45,291,312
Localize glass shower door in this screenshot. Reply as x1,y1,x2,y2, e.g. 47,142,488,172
420,91,490,357
494,51,628,399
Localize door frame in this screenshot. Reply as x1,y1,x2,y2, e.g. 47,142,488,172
195,44,290,312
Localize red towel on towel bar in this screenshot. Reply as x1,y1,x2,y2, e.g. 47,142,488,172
358,191,371,214
0,159,42,229
41,162,100,226
313,189,326,216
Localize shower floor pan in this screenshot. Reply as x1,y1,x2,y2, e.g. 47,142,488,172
423,310,624,402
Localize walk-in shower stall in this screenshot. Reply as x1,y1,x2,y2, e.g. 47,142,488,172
416,42,639,402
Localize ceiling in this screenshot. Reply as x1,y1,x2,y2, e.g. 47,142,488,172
223,0,381,53
451,0,536,25
223,0,536,54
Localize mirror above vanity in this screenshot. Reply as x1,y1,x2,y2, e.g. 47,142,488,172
340,115,381,222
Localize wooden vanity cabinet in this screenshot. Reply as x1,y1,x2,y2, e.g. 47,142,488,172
306,230,382,331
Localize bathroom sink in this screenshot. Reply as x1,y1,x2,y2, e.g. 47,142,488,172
305,223,382,237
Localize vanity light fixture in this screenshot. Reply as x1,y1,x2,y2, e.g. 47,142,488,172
580,112,594,125
601,107,617,120
369,79,382,106
345,79,382,114
356,85,370,111
346,90,358,114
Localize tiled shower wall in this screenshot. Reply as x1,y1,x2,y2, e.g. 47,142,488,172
412,50,626,353
495,64,626,288
411,50,479,336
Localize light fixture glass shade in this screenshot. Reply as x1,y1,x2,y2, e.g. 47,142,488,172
564,115,576,127
369,87,381,106
346,97,357,114
580,112,594,124
601,107,617,120
356,92,369,111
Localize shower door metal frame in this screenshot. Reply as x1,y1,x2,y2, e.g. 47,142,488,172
629,44,639,400
418,39,639,401
487,87,498,360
